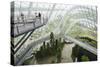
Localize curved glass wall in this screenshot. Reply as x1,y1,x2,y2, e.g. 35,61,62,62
12,1,97,65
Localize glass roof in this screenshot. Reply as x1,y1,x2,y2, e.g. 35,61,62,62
13,1,97,48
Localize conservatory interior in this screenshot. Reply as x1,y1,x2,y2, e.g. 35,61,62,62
11,1,97,66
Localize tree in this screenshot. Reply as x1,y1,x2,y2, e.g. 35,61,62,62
50,32,55,47
34,32,65,62
43,41,46,49
71,45,79,62
50,32,54,39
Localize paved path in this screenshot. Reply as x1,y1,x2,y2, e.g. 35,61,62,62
61,44,75,63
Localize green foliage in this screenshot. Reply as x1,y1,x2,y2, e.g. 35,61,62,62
71,45,79,62
81,55,89,61
43,41,46,49
51,60,55,63
22,57,33,65
34,32,64,62
50,32,54,40
77,37,97,48
71,36,97,62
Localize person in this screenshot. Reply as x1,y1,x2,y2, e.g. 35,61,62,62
38,12,41,20
20,13,24,22
38,12,41,18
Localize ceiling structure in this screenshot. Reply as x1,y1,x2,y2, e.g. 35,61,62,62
11,1,97,65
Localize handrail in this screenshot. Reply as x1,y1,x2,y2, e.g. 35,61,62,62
14,33,28,48
14,31,34,54
15,33,97,65
63,35,97,55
